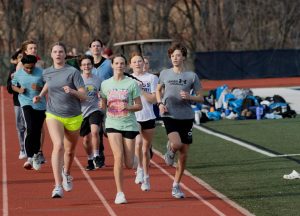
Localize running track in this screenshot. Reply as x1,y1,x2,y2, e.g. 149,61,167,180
2,82,277,216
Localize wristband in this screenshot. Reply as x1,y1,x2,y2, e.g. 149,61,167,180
157,102,164,106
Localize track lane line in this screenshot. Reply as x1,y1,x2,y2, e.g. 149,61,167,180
150,158,226,216
152,149,254,216
74,157,117,216
1,87,9,216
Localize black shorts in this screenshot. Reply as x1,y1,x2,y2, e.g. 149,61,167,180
138,119,156,130
162,117,193,144
80,111,104,137
106,128,139,139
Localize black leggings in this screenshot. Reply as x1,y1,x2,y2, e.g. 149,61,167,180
22,106,45,157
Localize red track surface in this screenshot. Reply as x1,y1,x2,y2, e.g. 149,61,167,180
202,76,300,90
0,86,255,216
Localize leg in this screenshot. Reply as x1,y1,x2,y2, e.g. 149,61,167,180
168,131,183,152
63,129,80,174
135,134,143,168
123,137,136,169
46,118,65,186
107,132,124,193
14,106,26,152
174,144,189,183
141,128,155,177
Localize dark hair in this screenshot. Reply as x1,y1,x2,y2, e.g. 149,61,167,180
78,55,94,66
111,53,127,65
129,51,144,63
20,40,37,54
167,43,187,58
11,49,22,60
89,39,104,48
21,55,37,64
50,42,67,53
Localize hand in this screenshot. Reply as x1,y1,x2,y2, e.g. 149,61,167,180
19,87,26,94
180,90,190,100
33,96,41,103
158,103,168,115
63,86,73,94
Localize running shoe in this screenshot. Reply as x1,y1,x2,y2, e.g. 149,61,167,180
23,158,33,170
141,176,150,191
32,153,41,170
86,159,95,171
19,150,27,160
52,185,63,198
94,153,105,168
172,185,185,199
114,192,127,204
38,151,46,164
283,170,300,180
62,169,73,191
135,168,144,184
164,141,175,166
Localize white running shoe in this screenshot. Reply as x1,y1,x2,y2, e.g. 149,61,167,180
62,169,73,191
32,153,41,170
141,176,150,191
52,185,63,198
114,192,127,204
164,141,175,166
172,185,185,199
135,168,144,184
23,158,33,170
283,170,300,180
19,150,27,160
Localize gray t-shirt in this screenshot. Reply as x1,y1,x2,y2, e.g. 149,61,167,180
43,64,85,117
158,68,201,119
81,74,102,118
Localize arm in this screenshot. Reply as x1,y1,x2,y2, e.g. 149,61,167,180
62,86,87,101
141,91,157,104
33,83,48,103
180,89,204,103
12,85,26,94
126,96,143,112
156,83,168,114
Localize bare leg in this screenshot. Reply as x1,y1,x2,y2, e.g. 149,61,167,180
63,129,80,174
107,133,125,193
46,119,64,186
174,144,189,183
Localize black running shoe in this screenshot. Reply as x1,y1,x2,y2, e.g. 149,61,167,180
86,159,95,170
94,154,105,168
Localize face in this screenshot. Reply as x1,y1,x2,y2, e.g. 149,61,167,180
25,43,38,56
23,63,35,74
51,45,66,65
112,57,126,73
130,55,144,73
170,49,185,67
143,58,149,72
80,59,93,74
90,41,103,56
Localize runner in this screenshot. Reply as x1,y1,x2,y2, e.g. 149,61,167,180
156,43,203,198
130,52,158,191
100,54,142,204
33,42,86,198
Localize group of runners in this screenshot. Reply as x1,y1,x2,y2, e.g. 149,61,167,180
7,39,204,204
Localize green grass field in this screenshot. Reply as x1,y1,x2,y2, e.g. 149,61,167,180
152,117,300,216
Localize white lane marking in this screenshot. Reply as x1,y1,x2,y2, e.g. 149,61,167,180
272,154,300,157
194,124,276,157
1,87,9,216
150,157,226,216
152,149,254,216
74,157,117,216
